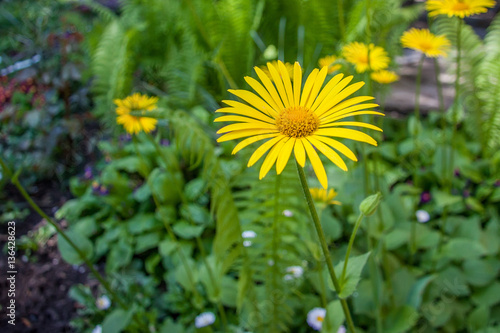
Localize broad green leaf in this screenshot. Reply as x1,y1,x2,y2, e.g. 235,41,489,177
173,221,205,239
110,156,150,177
384,305,418,333
126,213,162,234
463,259,498,287
106,239,133,272
184,178,207,201
472,282,500,307
135,232,161,253
407,275,436,309
102,309,134,333
159,318,185,333
58,230,94,265
322,300,345,333
441,238,486,260
333,252,371,299
468,306,490,332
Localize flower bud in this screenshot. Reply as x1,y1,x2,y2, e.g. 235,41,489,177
359,192,382,216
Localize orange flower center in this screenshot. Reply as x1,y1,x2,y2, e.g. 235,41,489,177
276,106,319,138
316,316,324,322
452,2,470,11
419,41,433,52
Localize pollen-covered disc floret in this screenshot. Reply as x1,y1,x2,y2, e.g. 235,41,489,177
276,106,319,138
214,60,383,189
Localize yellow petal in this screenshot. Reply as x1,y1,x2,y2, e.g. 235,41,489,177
278,61,294,107
320,103,378,123
299,69,319,106
315,128,378,146
220,102,276,123
244,76,280,115
228,89,275,117
254,66,286,111
305,66,329,109
216,122,276,134
232,133,279,155
310,73,344,112
259,137,289,179
294,138,306,167
267,61,290,108
324,111,385,123
320,121,383,132
302,139,328,189
313,135,358,161
307,136,347,171
314,76,354,117
276,137,295,174
217,129,279,142
316,80,363,117
248,135,285,167
293,62,302,106
319,96,376,119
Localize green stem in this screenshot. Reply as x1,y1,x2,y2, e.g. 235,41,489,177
337,0,346,43
366,233,383,333
0,157,127,310
296,162,356,333
414,54,426,123
449,18,463,189
271,174,281,331
341,213,364,283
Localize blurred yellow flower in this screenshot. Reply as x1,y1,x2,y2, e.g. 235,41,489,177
318,55,342,74
310,188,341,205
342,42,390,73
259,61,295,82
115,93,159,135
371,70,400,84
426,0,495,18
215,61,383,189
401,28,450,58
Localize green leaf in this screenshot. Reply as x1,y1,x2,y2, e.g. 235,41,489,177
463,259,499,287
322,300,345,333
180,204,211,225
472,282,500,307
111,156,150,177
106,239,133,272
174,258,198,291
159,239,177,257
468,306,490,332
135,232,161,253
441,238,487,260
321,209,342,240
102,309,133,333
58,230,94,265
159,318,185,333
333,252,371,299
184,178,207,201
433,190,462,208
133,183,151,202
147,168,182,205
384,305,418,333
145,254,161,275
173,221,205,239
407,275,436,309
126,213,162,234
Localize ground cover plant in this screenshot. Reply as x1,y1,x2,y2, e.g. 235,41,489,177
1,0,500,332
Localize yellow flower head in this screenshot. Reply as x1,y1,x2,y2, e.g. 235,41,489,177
114,93,159,135
259,61,295,82
426,0,495,18
342,42,390,73
370,70,400,84
215,61,383,189
401,28,451,58
318,55,342,74
310,188,341,205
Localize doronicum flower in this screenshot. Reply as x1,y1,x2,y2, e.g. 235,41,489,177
401,28,450,58
114,93,159,135
310,188,341,205
426,0,495,18
342,42,390,73
371,70,400,85
259,61,295,82
318,55,342,74
215,61,383,189
307,307,326,331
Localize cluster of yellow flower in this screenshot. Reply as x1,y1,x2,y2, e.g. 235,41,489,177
113,0,494,190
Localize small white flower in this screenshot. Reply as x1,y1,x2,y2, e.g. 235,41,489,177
243,240,253,247
282,210,293,217
268,259,275,266
96,295,111,310
307,307,326,331
337,325,347,333
92,325,102,333
416,210,430,223
283,274,294,281
286,266,304,278
242,230,257,239
195,312,216,328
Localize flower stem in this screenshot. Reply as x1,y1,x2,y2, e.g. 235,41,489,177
341,213,364,283
414,54,426,123
0,157,128,310
296,162,356,333
337,0,346,43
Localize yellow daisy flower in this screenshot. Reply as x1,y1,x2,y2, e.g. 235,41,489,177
370,70,400,84
215,61,383,189
318,55,342,74
259,61,295,81
114,93,159,135
310,188,341,205
342,42,390,73
426,0,495,18
401,28,451,58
